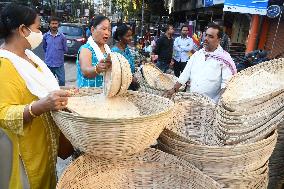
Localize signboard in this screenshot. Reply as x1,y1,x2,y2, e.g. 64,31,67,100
224,0,269,15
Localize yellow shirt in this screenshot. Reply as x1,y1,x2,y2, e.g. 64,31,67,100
0,58,59,189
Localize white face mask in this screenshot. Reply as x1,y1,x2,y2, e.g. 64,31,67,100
25,28,43,50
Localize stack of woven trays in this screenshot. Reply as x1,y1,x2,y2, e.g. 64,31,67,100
103,52,133,97
57,148,221,189
268,121,284,189
158,92,278,189
52,88,174,158
135,63,185,96
216,58,284,144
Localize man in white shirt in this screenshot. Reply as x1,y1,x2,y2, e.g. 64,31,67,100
166,23,237,103
172,25,194,77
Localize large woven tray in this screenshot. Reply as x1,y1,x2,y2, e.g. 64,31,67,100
57,148,221,189
135,64,185,96
221,58,284,111
158,131,277,189
167,92,219,145
52,88,174,158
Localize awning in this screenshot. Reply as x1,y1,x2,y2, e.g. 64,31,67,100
223,0,269,15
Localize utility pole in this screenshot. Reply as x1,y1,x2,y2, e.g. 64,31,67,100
141,0,144,37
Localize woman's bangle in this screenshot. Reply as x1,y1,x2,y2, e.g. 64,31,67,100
94,65,99,74
29,101,37,118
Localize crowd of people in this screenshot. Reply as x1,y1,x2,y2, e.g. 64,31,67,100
0,3,237,189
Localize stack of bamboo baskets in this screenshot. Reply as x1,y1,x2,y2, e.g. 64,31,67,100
159,59,284,188
55,88,221,188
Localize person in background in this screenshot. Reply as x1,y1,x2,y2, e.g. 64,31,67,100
166,23,237,103
172,25,194,77
152,24,174,73
213,21,230,52
112,24,138,90
76,15,112,88
43,16,67,86
0,4,70,189
143,41,152,56
86,27,91,38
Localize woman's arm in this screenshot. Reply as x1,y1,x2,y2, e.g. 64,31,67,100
79,48,111,78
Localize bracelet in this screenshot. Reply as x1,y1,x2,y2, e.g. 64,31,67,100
28,101,37,118
94,66,99,74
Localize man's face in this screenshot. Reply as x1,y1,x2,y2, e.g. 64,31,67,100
49,21,59,31
181,27,188,37
167,26,174,35
203,27,220,52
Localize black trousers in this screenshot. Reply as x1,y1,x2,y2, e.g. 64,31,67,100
173,60,187,77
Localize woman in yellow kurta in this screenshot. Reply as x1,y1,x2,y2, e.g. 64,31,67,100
0,4,70,189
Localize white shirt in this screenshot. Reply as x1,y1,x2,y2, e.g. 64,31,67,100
177,45,233,103
173,36,194,62
144,45,152,53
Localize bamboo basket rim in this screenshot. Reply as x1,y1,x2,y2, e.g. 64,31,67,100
221,58,284,109
57,90,174,121
57,148,221,189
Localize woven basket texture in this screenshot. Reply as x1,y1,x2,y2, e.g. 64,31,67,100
158,131,277,189
221,58,284,111
167,92,220,146
268,121,284,189
116,52,133,95
52,88,174,158
57,148,221,189
156,91,278,189
104,52,122,97
135,65,185,96
216,91,284,144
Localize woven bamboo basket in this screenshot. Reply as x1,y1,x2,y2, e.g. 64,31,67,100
221,58,284,111
158,131,277,189
135,64,185,96
215,100,284,144
57,148,221,189
52,88,174,158
268,121,284,189
104,52,123,97
167,92,219,145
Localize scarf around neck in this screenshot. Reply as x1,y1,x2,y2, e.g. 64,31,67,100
0,49,60,99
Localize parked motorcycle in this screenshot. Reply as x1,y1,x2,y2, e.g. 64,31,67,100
236,50,269,72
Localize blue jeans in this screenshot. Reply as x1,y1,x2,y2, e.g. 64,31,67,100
48,65,65,86
156,61,169,73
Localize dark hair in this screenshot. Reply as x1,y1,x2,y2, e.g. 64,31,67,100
89,15,110,29
207,22,223,39
49,16,60,24
181,25,188,31
113,24,131,41
163,24,173,33
0,3,37,39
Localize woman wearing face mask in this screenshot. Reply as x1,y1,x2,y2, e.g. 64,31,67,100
76,15,112,88
0,4,70,189
111,24,138,90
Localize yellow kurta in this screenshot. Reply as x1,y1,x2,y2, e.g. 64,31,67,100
0,58,59,189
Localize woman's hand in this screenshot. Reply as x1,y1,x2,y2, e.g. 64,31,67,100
96,54,112,73
35,90,71,113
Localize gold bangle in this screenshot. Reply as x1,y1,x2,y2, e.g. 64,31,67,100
94,66,98,74
28,101,37,118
